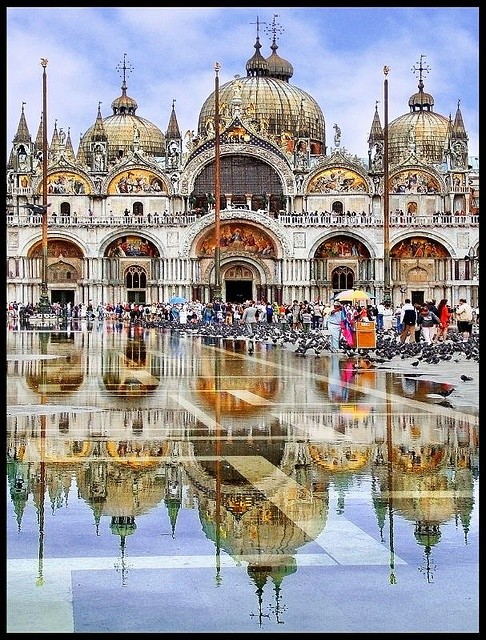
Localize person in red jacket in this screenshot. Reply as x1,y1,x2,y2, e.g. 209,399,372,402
436,298,451,341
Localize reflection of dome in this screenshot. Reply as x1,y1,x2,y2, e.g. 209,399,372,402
309,443,371,472
25,353,83,394
197,33,325,151
193,355,281,415
76,459,165,516
387,471,455,525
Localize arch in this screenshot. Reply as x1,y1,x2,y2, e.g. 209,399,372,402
105,235,160,258
124,264,148,289
181,210,292,258
100,231,166,259
181,145,294,198
313,234,372,259
28,238,84,259
331,265,356,291
307,167,369,194
43,171,89,195
390,236,450,258
107,168,169,194
196,222,277,258
389,168,443,195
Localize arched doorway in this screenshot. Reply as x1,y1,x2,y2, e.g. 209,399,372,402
222,264,256,303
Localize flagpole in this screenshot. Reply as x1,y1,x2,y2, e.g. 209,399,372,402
213,62,222,301
383,65,391,303
39,58,51,314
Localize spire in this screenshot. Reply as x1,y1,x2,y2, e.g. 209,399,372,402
13,101,31,145
35,112,44,152
451,99,468,141
64,127,76,162
91,101,107,142
246,16,269,78
165,99,181,139
368,100,384,145
49,120,60,161
8,101,33,169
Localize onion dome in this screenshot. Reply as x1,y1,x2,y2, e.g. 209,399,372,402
265,25,293,81
387,56,450,165
197,18,325,150
77,55,164,166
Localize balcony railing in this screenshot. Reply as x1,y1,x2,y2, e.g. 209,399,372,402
5,211,479,228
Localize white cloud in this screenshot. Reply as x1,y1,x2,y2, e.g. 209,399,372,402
7,7,479,159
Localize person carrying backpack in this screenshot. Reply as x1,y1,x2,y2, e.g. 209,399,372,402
399,299,417,343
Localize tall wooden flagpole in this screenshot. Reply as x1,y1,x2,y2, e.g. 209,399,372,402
383,65,391,302
39,58,51,313
213,62,222,301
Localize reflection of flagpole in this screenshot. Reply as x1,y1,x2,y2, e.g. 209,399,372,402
383,65,391,303
214,351,222,585
37,334,48,586
213,62,222,301
385,388,397,584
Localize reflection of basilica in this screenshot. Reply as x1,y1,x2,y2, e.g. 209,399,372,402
7,398,478,601
6,324,478,621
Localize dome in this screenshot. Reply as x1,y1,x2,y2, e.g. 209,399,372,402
197,33,325,151
198,76,325,147
387,75,450,165
388,111,450,166
78,80,165,167
97,113,165,159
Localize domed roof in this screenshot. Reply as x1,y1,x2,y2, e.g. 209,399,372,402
99,113,165,159
77,65,165,167
387,58,450,165
197,30,325,149
388,111,450,165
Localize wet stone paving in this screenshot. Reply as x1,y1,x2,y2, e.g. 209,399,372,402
6,319,479,633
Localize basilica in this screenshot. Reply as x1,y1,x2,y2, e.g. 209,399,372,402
6,23,479,309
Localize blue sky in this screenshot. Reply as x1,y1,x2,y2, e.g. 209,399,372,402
6,7,479,161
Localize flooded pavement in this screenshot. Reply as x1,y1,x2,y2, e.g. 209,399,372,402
6,322,479,633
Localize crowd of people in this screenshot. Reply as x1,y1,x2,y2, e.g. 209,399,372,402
7,296,478,350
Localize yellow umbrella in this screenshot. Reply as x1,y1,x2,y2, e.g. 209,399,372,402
334,289,371,304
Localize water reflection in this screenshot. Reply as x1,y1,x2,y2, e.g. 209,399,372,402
6,325,479,633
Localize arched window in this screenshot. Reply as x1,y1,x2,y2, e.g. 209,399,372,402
332,266,354,290
133,201,144,217
125,265,147,289
332,200,343,215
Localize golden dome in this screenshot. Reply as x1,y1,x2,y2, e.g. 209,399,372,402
197,34,325,151
388,74,450,165
388,111,450,166
101,114,165,158
78,81,165,166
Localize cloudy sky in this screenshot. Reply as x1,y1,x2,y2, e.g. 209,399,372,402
7,7,479,161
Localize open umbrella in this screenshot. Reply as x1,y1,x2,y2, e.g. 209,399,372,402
169,295,187,304
334,289,370,304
